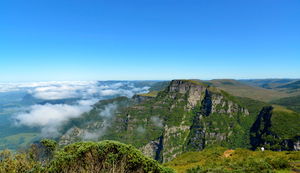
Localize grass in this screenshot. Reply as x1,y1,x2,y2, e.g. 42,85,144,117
197,79,296,102
269,95,300,114
138,91,159,97
163,147,300,173
0,133,39,148
272,105,295,114
270,106,300,139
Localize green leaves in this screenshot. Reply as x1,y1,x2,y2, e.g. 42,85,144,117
48,140,176,173
40,139,57,152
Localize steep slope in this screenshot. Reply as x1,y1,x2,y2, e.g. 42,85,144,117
58,96,137,148
250,105,300,151
58,79,300,163
104,80,252,162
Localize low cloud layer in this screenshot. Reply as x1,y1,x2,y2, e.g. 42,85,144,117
12,99,96,138
5,81,151,139
0,81,150,100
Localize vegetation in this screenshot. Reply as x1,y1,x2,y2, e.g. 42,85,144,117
0,133,39,151
0,140,175,173
149,81,171,92
164,147,299,173
269,95,300,114
276,80,300,90
250,105,300,151
199,79,299,102
138,91,160,97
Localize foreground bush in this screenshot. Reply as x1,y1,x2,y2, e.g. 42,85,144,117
1,140,175,173
49,140,175,173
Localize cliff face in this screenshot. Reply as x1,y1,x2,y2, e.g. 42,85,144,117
106,80,250,162
57,96,136,148
57,79,300,163
250,106,300,151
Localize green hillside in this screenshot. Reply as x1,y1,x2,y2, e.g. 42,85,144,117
101,80,266,162
276,80,300,90
164,147,299,173
196,79,291,102
56,79,300,165
250,105,300,151
0,133,39,150
57,96,137,148
269,95,300,114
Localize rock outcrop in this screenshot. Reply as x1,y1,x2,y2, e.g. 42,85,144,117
109,80,250,162
250,106,300,151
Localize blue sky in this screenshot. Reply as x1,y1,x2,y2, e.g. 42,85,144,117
1,0,299,81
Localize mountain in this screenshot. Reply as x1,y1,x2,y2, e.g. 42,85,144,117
58,80,257,162
57,79,300,163
250,105,300,151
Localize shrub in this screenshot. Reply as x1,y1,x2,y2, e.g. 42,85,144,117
48,140,175,173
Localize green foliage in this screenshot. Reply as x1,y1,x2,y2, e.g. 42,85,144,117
105,88,189,149
250,105,300,151
0,133,39,150
138,90,159,97
49,140,175,173
220,90,243,108
270,107,300,139
0,144,49,172
165,147,297,173
40,139,57,152
270,95,300,114
236,96,269,114
1,140,176,173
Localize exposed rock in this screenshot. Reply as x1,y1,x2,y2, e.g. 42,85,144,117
293,137,300,151
58,127,83,147
140,139,162,160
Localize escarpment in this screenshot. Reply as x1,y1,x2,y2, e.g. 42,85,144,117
106,80,251,162
58,79,300,163
250,105,300,151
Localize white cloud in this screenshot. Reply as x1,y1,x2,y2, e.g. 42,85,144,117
81,130,104,141
136,126,146,134
5,81,152,138
12,100,97,138
99,103,118,117
151,116,164,128
0,81,150,100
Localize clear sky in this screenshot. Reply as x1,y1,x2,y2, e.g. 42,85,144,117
1,0,299,81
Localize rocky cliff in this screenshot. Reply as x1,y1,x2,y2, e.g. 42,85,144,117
58,79,300,163
250,105,300,151
105,80,251,162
